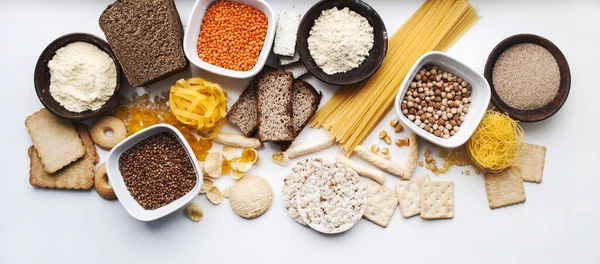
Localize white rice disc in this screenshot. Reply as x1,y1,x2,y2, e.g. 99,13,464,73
282,158,322,225
295,160,367,234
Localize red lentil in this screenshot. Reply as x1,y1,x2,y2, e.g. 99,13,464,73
197,0,268,71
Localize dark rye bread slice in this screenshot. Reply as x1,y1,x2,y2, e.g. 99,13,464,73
227,65,275,136
99,0,188,87
276,80,322,150
257,70,294,142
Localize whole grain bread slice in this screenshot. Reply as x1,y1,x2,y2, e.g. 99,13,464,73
257,70,294,142
227,65,275,136
99,0,188,87
276,80,322,150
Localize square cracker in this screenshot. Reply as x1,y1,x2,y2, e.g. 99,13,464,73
513,143,546,183
364,180,398,227
29,125,96,190
484,167,526,209
420,181,454,219
25,108,85,173
395,174,430,218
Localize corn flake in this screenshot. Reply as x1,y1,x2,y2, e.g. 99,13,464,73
205,152,223,178
207,186,223,204
221,146,240,161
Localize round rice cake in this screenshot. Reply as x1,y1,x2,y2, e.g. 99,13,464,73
295,160,366,234
282,158,324,225
229,175,273,219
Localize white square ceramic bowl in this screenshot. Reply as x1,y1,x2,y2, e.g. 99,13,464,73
106,124,202,222
183,0,275,79
394,51,491,148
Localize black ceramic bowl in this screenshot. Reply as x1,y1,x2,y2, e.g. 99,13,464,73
484,34,571,122
34,33,122,121
296,0,388,86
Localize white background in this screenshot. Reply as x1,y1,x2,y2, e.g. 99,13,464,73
1,0,599,263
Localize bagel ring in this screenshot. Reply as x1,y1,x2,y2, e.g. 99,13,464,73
90,116,127,150
94,163,116,200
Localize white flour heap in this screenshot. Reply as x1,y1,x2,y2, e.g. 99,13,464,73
307,7,374,75
48,42,117,113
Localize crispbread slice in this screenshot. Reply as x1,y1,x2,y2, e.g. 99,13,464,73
395,181,420,218
25,108,85,173
484,167,526,209
227,65,275,136
513,143,546,183
257,70,294,142
395,174,429,218
364,180,398,227
29,125,96,190
420,181,454,219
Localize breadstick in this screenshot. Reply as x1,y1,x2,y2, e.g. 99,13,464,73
271,136,334,165
403,132,419,180
285,136,334,158
354,145,404,178
212,132,261,149
335,153,384,184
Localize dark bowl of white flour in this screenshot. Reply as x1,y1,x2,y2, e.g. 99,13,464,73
297,0,387,86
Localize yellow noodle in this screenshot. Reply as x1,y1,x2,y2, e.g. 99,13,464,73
466,110,524,172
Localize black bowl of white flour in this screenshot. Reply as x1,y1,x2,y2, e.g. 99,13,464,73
297,0,387,86
34,33,122,121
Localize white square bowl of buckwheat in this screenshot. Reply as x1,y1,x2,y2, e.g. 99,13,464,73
106,124,202,222
394,51,491,148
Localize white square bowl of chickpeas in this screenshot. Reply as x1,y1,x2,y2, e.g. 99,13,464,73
394,51,491,148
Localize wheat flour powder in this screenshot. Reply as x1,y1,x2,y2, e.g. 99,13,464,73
307,7,374,75
48,42,116,113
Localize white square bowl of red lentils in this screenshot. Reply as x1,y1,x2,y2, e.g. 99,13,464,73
183,0,275,78
106,124,203,221
394,51,491,148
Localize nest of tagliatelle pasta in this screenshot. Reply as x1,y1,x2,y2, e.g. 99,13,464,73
466,110,524,173
169,78,228,137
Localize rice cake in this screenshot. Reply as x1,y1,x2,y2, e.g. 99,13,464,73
282,158,315,225
484,167,526,209
295,159,366,234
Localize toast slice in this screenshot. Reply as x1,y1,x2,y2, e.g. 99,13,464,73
227,65,275,136
99,0,188,87
276,80,322,150
257,70,294,142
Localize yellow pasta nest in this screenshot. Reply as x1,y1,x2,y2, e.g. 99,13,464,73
466,110,524,173
169,78,227,132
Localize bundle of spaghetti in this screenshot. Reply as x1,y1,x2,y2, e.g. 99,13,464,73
311,0,480,155
466,110,524,172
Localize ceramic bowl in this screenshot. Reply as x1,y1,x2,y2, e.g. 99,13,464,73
34,33,122,121
484,33,571,122
106,124,202,222
394,51,491,148
296,0,388,86
183,0,276,79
